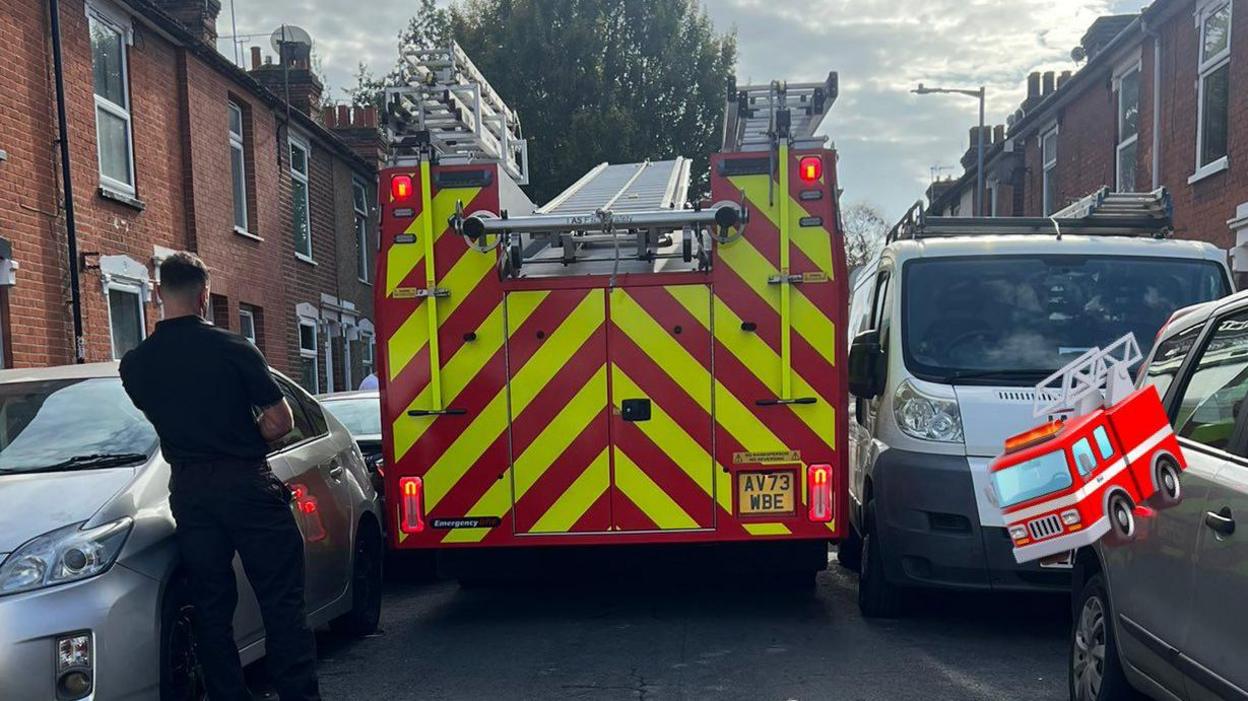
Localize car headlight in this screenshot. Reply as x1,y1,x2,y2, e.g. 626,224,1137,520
893,379,964,442
1009,525,1028,540
0,518,132,596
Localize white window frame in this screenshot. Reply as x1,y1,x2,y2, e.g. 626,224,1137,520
298,316,319,393
1114,62,1142,192
1041,125,1059,215
1193,0,1232,182
239,307,256,344
361,331,375,377
987,179,999,216
289,135,313,262
228,101,250,235
106,281,146,360
87,9,136,196
352,178,371,284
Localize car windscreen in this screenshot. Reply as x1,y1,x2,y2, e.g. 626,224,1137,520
322,396,382,437
993,449,1073,508
0,377,157,474
902,255,1228,384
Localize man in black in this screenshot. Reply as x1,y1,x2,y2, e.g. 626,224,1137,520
120,252,321,701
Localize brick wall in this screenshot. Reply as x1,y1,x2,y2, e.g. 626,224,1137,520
1019,76,1118,216
1,0,378,390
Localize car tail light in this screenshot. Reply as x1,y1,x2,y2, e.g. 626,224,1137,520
798,156,822,183
289,483,326,542
391,174,413,202
399,476,425,534
807,464,833,523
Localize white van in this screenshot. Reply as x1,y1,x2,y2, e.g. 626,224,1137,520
844,198,1232,617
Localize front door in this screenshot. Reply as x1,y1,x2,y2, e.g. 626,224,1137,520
507,288,612,534
608,285,715,531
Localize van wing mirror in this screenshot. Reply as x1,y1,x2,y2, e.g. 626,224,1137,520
848,329,887,399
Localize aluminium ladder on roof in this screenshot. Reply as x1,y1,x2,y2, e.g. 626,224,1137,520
887,187,1175,243
722,73,839,152
384,40,529,184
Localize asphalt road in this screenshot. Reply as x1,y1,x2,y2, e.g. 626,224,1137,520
254,550,1071,700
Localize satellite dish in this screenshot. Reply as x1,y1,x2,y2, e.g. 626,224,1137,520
1070,45,1087,63
270,24,312,53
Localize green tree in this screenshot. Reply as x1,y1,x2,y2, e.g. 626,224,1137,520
447,0,736,203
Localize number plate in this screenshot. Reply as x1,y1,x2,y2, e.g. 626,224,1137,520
737,471,796,516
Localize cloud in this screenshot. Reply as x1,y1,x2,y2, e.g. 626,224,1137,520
218,0,1148,220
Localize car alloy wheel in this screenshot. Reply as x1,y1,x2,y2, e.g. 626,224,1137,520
1072,593,1106,701
168,603,207,701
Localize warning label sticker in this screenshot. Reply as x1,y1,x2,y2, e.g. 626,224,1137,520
733,450,802,465
392,287,421,299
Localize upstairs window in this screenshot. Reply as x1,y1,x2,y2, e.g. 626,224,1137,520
239,307,257,344
228,102,250,233
1116,66,1140,192
290,138,312,260
89,13,134,194
1042,127,1059,215
1196,2,1231,176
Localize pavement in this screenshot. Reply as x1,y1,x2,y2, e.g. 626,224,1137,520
252,550,1071,700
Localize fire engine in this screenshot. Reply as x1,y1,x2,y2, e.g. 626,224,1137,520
989,334,1185,565
372,42,847,575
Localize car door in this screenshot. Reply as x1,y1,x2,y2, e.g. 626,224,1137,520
272,377,352,610
1105,312,1248,698
847,263,879,513
1179,319,1248,701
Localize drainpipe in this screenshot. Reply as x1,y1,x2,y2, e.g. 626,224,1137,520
48,0,87,363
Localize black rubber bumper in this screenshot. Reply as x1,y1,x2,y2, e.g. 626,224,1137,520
871,447,1070,592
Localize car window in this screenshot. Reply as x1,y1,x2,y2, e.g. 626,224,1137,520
270,376,315,453
871,270,891,339
1144,324,1203,400
1174,313,1248,451
323,397,382,436
1072,437,1096,476
848,271,876,341
1092,426,1114,461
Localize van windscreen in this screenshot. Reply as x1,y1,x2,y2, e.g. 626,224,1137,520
902,255,1228,384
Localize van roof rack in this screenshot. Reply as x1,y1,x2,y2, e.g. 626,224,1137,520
886,187,1174,243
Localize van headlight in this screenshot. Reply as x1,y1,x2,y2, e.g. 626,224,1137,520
893,380,964,443
0,518,132,596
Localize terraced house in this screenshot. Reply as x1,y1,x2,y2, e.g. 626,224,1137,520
1,0,382,393
928,0,1246,279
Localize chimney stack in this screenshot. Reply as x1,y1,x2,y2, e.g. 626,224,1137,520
248,40,324,118
154,0,222,43
1057,70,1073,89
323,105,385,167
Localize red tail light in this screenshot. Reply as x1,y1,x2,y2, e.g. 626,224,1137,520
807,464,833,523
798,156,822,183
289,483,326,542
399,476,425,534
391,174,413,202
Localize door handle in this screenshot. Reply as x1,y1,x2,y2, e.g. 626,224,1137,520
1205,507,1235,536
328,464,346,481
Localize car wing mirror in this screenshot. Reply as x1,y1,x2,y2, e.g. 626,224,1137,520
848,329,886,399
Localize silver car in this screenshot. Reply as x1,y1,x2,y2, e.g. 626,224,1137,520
1069,290,1248,701
0,363,384,701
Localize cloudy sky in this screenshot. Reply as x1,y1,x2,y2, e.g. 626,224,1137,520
217,0,1148,220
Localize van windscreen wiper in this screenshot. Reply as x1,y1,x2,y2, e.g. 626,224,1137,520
944,369,1053,384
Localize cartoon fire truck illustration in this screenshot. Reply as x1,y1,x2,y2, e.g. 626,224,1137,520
988,334,1186,565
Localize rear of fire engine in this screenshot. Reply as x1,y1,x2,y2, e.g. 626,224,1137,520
374,43,847,577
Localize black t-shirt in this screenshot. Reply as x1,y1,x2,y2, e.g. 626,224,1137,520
120,316,284,463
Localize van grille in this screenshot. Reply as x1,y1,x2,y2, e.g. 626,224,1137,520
1028,514,1064,540
996,390,1061,403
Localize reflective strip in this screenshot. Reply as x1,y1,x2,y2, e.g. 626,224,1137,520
514,367,608,498
730,173,834,276
611,367,714,497
744,523,791,536
778,143,793,398
384,186,482,297
440,479,510,544
529,449,611,533
613,449,699,530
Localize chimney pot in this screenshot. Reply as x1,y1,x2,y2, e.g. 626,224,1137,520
1057,70,1073,89
1042,71,1056,95
154,0,221,43
250,46,262,71
336,105,351,127
1026,72,1042,106
994,124,1006,143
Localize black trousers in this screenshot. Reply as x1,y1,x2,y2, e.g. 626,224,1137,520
169,460,321,701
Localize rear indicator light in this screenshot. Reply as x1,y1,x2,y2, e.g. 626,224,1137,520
807,463,833,523
1003,420,1064,454
391,174,413,202
399,476,425,534
798,156,822,183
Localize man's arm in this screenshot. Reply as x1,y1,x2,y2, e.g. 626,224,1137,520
257,398,295,442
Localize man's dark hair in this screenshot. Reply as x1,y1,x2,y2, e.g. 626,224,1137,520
160,252,210,298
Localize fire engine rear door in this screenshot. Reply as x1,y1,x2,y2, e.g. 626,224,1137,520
506,288,612,534
608,284,716,531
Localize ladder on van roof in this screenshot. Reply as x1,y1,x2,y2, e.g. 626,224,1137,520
887,187,1175,243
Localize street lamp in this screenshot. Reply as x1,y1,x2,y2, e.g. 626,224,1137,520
913,83,987,216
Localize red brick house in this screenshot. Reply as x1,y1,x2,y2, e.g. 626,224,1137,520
928,0,1245,277
0,0,382,393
